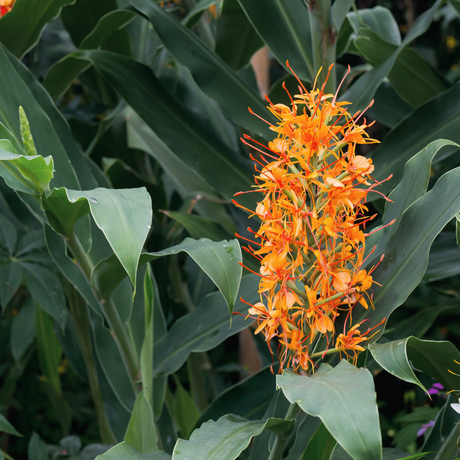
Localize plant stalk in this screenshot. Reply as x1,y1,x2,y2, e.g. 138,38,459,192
268,403,299,460
306,0,336,93
66,282,115,444
66,231,140,386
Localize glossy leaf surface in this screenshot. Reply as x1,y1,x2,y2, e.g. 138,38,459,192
277,361,381,460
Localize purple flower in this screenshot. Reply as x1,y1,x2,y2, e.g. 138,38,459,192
417,420,435,437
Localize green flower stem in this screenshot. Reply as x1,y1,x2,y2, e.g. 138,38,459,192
267,402,299,460
310,347,339,360
66,231,140,386
66,281,115,444
306,0,336,93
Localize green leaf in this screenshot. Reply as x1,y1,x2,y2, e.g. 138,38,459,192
0,0,74,58
172,415,294,460
0,414,21,437
0,261,22,309
367,82,412,129
354,29,448,108
44,226,102,316
196,364,276,428
153,275,258,377
171,379,200,439
301,423,336,460
165,211,231,242
28,432,49,460
277,361,381,460
35,304,62,394
347,6,401,45
238,0,313,82
124,392,158,453
182,0,218,28
130,0,274,138
215,0,263,71
0,213,17,255
74,51,256,210
16,229,45,256
22,262,67,330
43,187,152,291
369,139,458,256
369,338,460,393
362,166,460,333
0,140,54,194
331,0,353,32
95,442,171,460
43,10,136,101
10,300,36,363
89,309,136,412
342,0,443,111
284,414,322,460
93,238,242,314
331,445,412,460
126,109,239,228
425,234,460,282
0,46,87,191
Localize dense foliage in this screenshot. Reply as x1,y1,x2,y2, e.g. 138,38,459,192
2,0,460,459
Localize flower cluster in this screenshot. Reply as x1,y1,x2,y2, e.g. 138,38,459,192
235,65,391,373
0,0,15,16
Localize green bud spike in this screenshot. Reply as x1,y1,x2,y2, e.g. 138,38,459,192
19,106,37,156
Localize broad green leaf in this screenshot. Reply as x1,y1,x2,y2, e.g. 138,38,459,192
130,0,274,138
126,109,239,229
22,262,67,330
215,0,263,71
331,0,353,32
165,211,231,242
347,6,401,45
172,415,294,460
182,0,218,28
421,394,460,460
171,379,200,439
16,229,45,256
43,10,136,101
28,432,48,460
284,415,322,460
0,261,22,308
10,300,36,363
301,423,336,460
124,392,158,453
93,238,242,314
73,52,256,210
367,83,412,129
196,365,276,428
238,0,313,82
35,305,62,394
277,361,381,460
425,234,460,282
363,166,460,333
95,442,171,460
0,45,91,191
44,226,102,316
331,445,412,460
0,141,53,194
0,213,17,254
342,0,443,111
0,414,21,436
354,29,447,108
369,338,460,393
0,0,74,58
153,275,258,377
369,139,459,257
89,309,136,412
43,187,152,291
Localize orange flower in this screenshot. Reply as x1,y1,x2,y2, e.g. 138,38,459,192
0,0,15,16
234,64,392,373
